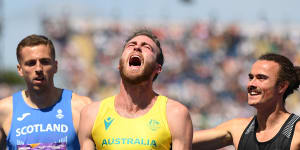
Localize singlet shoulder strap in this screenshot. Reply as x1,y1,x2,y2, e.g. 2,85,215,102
99,96,115,109
244,116,256,135
61,89,72,101
12,91,25,109
281,114,300,138
237,116,257,150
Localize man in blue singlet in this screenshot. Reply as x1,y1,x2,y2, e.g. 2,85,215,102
0,34,91,149
193,53,300,150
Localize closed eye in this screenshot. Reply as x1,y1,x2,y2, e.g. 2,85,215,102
141,42,153,51
126,42,137,48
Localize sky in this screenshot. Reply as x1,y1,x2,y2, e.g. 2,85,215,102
1,0,300,70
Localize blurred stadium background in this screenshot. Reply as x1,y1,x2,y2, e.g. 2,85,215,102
1,1,300,149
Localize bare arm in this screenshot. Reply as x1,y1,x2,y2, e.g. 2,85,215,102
193,125,232,150
78,102,100,150
0,96,13,149
167,99,193,150
71,93,92,132
192,118,250,150
291,121,300,150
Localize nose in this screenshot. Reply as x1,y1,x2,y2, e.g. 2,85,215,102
247,85,257,92
133,45,142,52
247,79,257,91
35,62,43,74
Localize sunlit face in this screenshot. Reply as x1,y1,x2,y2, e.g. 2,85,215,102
119,35,160,84
247,60,280,107
17,45,57,92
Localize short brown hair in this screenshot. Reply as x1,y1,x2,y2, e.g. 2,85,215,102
16,34,55,63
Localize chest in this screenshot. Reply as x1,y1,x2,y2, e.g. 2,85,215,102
92,106,172,150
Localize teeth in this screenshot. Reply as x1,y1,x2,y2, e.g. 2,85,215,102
131,55,140,59
249,91,260,95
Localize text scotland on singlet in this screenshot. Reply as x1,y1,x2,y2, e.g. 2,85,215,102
16,124,68,136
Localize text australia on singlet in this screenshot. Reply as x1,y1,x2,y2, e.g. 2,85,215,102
101,137,157,147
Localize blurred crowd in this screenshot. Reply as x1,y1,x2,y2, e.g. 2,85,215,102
2,17,300,132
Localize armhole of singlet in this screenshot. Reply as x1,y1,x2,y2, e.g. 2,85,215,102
64,89,78,136
160,96,171,134
159,96,172,149
237,116,256,150
287,114,300,149
91,96,114,136
6,91,21,143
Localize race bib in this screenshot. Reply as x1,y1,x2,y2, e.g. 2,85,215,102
17,143,66,150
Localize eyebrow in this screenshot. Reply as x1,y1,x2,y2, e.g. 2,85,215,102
127,41,137,45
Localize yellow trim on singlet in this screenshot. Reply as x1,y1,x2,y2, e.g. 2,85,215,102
91,95,172,150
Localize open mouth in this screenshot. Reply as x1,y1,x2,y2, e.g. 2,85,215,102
34,76,45,82
129,55,142,67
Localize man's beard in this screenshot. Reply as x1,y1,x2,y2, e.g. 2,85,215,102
119,58,156,85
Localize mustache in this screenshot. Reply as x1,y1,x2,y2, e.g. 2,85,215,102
247,85,257,92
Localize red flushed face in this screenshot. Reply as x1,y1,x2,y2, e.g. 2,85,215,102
119,35,161,84
17,45,57,92
247,60,280,107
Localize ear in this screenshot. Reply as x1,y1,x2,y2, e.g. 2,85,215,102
17,64,24,77
54,60,58,73
278,81,289,94
156,64,162,75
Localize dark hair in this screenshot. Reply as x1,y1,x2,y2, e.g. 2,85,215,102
125,29,164,81
16,34,55,63
259,53,300,103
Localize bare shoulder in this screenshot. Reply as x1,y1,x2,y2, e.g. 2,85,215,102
81,101,102,116
215,117,252,138
0,96,13,134
72,93,92,105
166,98,189,116
80,101,102,125
217,117,252,130
219,117,252,147
291,120,300,150
0,96,13,117
71,93,92,111
294,120,300,132
166,98,193,149
166,98,191,129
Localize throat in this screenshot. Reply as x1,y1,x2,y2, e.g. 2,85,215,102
23,89,62,109
114,94,157,118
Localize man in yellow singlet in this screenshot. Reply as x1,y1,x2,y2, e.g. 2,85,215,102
78,29,193,150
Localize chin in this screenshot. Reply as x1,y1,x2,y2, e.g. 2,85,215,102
32,85,47,92
248,98,259,106
248,99,265,109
